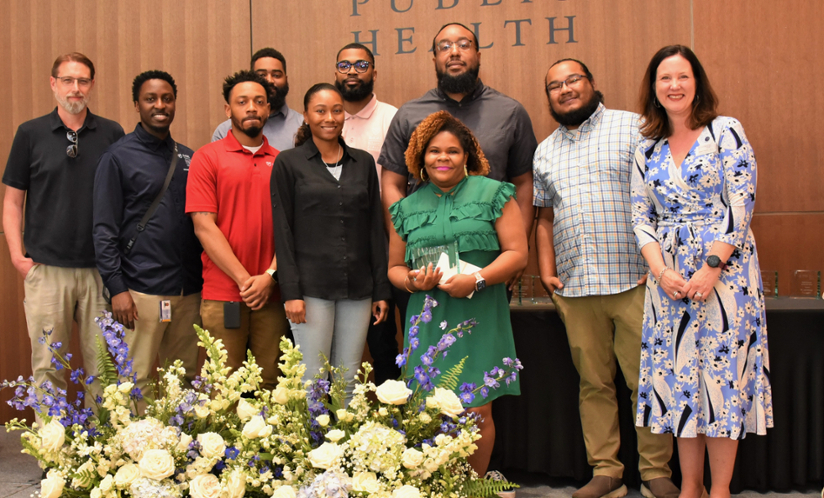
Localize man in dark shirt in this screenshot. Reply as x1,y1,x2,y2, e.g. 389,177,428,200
2,53,124,407
379,23,538,291
93,70,202,403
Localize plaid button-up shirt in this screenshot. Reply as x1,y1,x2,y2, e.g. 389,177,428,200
533,104,647,297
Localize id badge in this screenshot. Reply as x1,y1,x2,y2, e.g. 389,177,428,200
159,300,172,322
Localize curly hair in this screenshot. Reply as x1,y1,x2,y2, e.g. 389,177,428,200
405,111,490,182
132,70,177,103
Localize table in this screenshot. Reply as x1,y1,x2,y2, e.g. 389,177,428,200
492,298,824,492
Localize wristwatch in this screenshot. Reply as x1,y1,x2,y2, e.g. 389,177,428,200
265,269,278,283
706,255,727,270
473,272,486,292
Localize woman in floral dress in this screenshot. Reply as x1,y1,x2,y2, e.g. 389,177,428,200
631,45,772,498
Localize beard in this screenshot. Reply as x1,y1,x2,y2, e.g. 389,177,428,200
270,82,289,113
232,115,266,138
436,63,480,95
549,91,601,128
54,90,89,115
335,78,374,103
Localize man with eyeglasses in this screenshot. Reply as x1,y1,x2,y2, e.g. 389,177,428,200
379,22,537,292
533,59,677,498
212,47,302,151
333,42,400,386
2,52,124,407
93,70,202,408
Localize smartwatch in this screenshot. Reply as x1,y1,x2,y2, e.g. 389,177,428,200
265,269,278,283
706,255,727,270
473,272,486,292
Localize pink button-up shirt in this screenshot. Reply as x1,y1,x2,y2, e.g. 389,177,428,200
341,94,397,190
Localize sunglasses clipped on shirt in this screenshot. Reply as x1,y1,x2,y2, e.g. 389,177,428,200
66,130,78,158
336,60,371,74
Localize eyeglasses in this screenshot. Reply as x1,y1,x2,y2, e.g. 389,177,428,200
57,77,92,88
66,130,78,158
436,38,473,54
336,60,371,74
546,74,586,93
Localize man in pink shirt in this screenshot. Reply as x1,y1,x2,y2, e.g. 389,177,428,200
335,43,400,384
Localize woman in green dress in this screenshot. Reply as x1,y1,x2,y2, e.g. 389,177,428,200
387,111,528,475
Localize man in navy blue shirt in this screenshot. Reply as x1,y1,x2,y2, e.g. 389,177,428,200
93,70,202,404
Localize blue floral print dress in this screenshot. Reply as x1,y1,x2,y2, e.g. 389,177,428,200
630,116,773,440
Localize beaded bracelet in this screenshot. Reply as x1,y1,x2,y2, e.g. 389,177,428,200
658,267,671,282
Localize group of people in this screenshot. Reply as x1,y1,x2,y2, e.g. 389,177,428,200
3,20,772,498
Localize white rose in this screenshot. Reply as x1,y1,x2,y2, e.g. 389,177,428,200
138,449,175,480
375,380,413,405
99,475,114,492
177,433,194,453
114,463,140,489
307,442,343,469
352,472,380,494
336,409,348,420
90,488,102,498
118,381,134,393
40,473,64,498
432,387,464,418
401,448,424,469
189,474,222,498
379,407,389,417
425,396,439,410
39,419,65,454
197,433,226,460
325,429,345,443
423,459,440,473
272,385,291,405
237,399,258,421
225,470,246,498
419,412,431,424
393,485,421,498
316,414,330,427
271,485,297,498
242,415,273,439
194,404,210,419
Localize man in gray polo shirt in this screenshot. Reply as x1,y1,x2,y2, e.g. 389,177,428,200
379,22,538,263
212,47,302,151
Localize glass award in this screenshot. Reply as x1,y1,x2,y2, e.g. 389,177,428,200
410,241,461,275
790,270,820,299
760,270,778,298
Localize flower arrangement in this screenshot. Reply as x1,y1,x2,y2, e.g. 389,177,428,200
2,296,522,498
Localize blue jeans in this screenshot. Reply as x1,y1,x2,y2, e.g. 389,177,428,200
290,296,372,402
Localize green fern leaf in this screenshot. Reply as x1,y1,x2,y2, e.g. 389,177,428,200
436,356,467,391
464,476,519,497
95,335,117,387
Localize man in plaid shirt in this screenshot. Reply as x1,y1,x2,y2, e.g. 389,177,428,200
533,59,677,498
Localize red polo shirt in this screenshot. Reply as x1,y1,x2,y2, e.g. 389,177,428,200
186,131,280,302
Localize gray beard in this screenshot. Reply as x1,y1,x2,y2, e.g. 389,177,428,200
55,91,88,115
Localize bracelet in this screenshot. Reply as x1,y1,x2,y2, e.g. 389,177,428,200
657,267,670,282
403,277,415,293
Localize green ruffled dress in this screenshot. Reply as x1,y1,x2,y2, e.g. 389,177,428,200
389,175,521,407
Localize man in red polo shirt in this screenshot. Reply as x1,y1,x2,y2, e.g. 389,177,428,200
186,70,285,389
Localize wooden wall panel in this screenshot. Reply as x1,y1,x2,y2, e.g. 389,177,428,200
750,214,824,297
0,237,31,423
693,0,824,213
251,0,691,143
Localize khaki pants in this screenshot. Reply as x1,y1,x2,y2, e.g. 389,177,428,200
200,299,288,390
23,265,109,410
122,290,201,408
552,285,672,481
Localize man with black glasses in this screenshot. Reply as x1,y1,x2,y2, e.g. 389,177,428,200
379,23,538,283
335,42,400,385
2,53,124,405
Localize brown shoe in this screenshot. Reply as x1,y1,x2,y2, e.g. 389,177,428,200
641,477,680,498
572,476,628,498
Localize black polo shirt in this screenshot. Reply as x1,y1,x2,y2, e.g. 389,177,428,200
271,138,391,302
93,123,202,297
378,79,538,194
3,108,125,267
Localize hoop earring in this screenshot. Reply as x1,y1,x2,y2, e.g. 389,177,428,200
420,168,429,182
654,98,661,108
464,164,468,177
